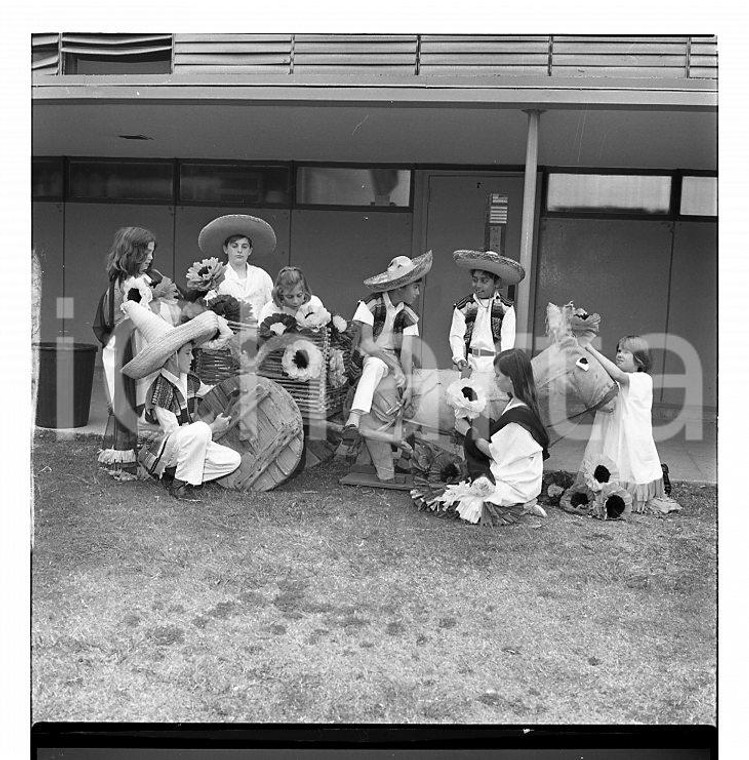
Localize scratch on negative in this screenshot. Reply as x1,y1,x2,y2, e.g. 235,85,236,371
352,115,369,135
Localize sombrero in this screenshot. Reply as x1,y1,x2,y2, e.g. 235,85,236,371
453,250,526,286
120,301,220,380
198,214,277,258
363,251,433,293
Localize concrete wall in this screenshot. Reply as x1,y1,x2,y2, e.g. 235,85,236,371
533,217,717,409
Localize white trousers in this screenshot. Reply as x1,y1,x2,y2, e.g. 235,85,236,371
161,421,241,486
351,356,390,415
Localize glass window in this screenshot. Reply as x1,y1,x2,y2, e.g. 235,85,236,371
180,164,291,206
680,176,717,216
296,167,411,207
68,160,174,202
32,158,64,199
64,51,172,74
547,173,672,214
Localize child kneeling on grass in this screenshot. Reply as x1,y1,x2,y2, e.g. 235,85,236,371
121,301,241,500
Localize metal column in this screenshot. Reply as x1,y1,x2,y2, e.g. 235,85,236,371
516,109,541,349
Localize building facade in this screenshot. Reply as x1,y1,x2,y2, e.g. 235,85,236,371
32,33,718,413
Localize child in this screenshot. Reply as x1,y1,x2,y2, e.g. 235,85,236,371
198,214,277,324
455,348,550,523
257,265,326,324
93,226,180,480
449,250,525,429
339,251,433,458
120,301,242,500
581,336,665,512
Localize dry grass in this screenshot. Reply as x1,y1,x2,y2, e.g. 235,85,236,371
31,432,716,724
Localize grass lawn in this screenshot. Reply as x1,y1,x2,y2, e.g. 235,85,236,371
31,432,716,725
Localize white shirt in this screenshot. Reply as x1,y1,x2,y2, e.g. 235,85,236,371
257,294,325,324
484,397,544,507
449,295,516,365
217,263,273,323
353,292,419,350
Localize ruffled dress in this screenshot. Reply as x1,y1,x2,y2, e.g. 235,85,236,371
581,372,664,507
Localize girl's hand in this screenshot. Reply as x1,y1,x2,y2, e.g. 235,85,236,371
460,363,472,379
210,413,232,437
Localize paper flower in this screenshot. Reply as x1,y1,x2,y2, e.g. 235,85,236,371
150,276,180,303
547,484,564,499
201,314,234,350
204,293,241,325
580,455,620,493
445,378,487,420
281,339,323,382
559,482,596,515
592,482,633,520
121,276,153,308
433,476,495,524
332,315,348,333
186,257,226,293
296,300,332,331
258,313,298,344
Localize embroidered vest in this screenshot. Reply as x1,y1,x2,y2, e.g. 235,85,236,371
454,293,512,353
144,372,202,426
346,293,419,381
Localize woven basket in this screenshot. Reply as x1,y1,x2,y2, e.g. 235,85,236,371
194,346,239,385
257,327,349,420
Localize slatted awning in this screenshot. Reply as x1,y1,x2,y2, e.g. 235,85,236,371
60,33,172,56
32,33,60,74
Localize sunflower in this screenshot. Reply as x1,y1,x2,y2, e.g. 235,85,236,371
445,377,487,421
281,339,323,382
593,482,633,520
121,276,153,308
186,257,226,293
580,455,620,493
559,481,596,515
295,301,332,331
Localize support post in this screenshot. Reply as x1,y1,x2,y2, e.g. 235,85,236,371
516,109,542,350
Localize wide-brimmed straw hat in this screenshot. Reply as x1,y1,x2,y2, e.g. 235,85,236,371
363,251,433,292
121,301,220,379
198,214,277,258
453,250,526,286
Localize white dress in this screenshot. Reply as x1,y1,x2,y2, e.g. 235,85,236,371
582,372,663,501
217,263,273,324
484,398,544,507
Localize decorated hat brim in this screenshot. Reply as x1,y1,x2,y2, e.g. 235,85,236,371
453,250,526,286
363,250,433,293
198,214,277,259
122,311,220,380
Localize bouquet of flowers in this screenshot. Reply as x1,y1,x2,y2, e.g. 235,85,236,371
296,300,332,332
281,339,324,382
186,257,226,296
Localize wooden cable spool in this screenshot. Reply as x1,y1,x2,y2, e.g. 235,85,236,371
197,373,305,492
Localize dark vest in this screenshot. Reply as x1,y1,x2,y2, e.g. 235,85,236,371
454,293,513,353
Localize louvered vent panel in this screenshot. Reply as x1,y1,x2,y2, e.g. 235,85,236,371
173,34,291,73
32,33,60,74
551,36,689,78
689,36,717,79
419,35,550,75
294,35,418,73
61,33,172,56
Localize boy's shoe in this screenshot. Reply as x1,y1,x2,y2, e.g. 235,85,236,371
338,424,361,463
661,463,672,495
168,478,201,501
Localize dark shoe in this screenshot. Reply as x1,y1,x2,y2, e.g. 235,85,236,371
162,466,177,486
338,424,361,463
169,478,191,500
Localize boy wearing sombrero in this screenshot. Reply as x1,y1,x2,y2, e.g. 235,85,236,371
340,251,433,461
198,214,277,324
449,250,526,428
121,301,241,499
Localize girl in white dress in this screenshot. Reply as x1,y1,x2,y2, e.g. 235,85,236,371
257,265,326,325
582,335,665,512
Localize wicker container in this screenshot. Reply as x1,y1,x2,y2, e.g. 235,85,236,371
257,327,349,420
194,346,239,385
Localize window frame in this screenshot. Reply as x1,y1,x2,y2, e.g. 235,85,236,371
292,161,415,212
675,170,718,221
